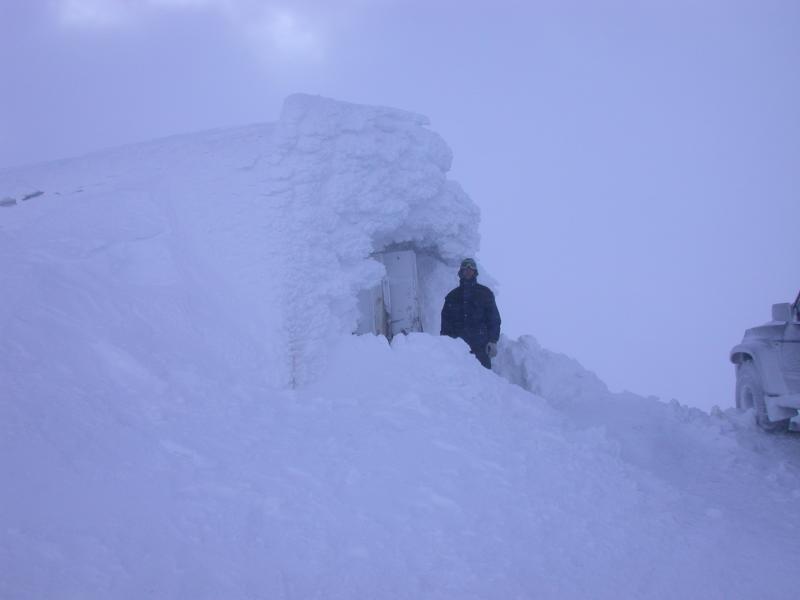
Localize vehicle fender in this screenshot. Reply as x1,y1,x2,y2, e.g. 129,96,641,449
730,341,789,396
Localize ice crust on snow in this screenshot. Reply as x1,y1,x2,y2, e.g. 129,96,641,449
2,95,800,599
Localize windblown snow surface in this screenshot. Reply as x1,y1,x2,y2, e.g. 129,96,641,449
1,94,798,599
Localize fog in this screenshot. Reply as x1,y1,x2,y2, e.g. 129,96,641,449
2,0,797,409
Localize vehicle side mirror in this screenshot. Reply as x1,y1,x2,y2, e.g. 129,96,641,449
772,303,792,322
795,291,800,321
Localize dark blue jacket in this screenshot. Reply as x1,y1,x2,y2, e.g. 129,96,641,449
440,279,501,350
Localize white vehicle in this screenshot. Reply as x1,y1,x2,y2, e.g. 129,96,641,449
730,290,800,431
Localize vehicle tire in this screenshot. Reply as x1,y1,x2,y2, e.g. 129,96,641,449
736,360,788,432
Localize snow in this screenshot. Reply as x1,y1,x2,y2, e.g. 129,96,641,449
1,94,799,599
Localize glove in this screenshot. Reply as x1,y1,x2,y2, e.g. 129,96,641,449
486,342,498,358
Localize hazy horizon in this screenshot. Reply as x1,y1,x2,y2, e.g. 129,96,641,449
2,0,798,409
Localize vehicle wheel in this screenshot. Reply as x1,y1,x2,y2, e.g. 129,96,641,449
736,361,788,432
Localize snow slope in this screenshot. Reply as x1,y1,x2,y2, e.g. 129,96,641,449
1,95,798,599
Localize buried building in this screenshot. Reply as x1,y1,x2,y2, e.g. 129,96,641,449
0,93,483,388
256,94,483,383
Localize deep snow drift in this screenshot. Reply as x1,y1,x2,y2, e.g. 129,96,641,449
1,95,798,599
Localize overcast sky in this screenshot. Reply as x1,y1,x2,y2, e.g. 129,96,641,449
2,0,798,410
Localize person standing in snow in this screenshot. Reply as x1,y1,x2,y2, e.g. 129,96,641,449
440,258,501,369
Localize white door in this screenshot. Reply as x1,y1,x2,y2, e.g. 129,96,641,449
354,249,423,339
381,249,423,338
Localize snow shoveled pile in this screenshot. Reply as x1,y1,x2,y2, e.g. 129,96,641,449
1,95,799,599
